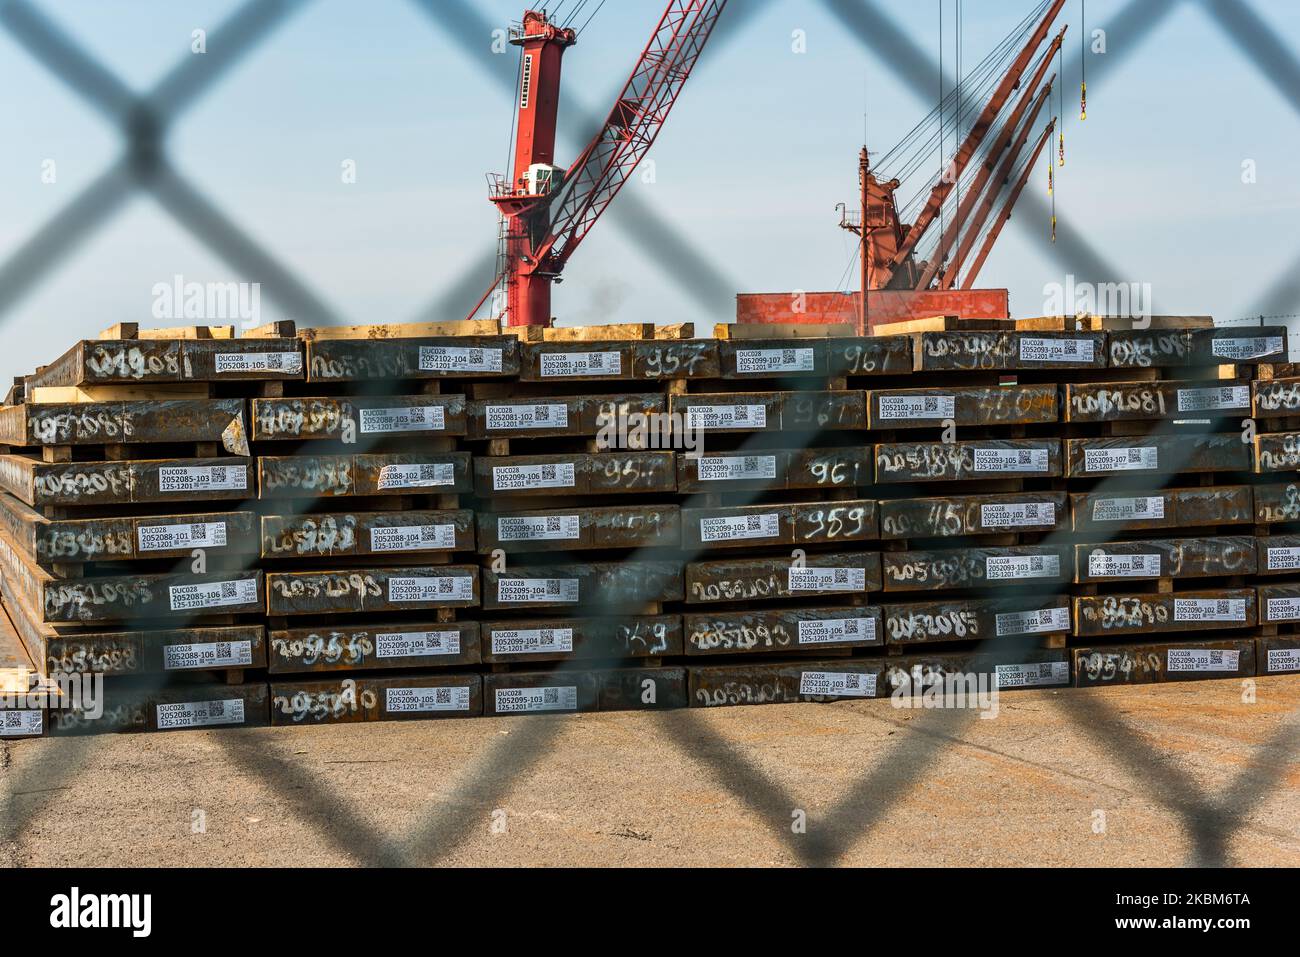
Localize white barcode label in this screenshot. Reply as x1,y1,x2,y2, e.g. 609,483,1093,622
877,394,955,420
1174,598,1246,622
735,347,815,374
797,617,876,644
1266,648,1300,672
162,639,252,670
788,566,866,592
1084,447,1158,472
1092,496,1165,522
973,448,1049,473
699,513,780,543
375,630,461,658
696,455,777,482
1266,546,1300,571
388,576,474,602
497,577,579,603
540,351,622,377
485,404,569,430
1,711,44,736
799,671,876,697
985,554,1061,580
498,515,581,542
1019,337,1095,363
1266,597,1300,621
213,351,302,374
156,699,244,729
138,520,227,551
359,406,445,434
370,524,456,552
1167,648,1240,672
995,607,1070,636
377,462,455,490
168,578,258,611
159,465,247,492
980,502,1056,528
491,627,574,655
994,661,1071,688
493,463,576,491
385,686,470,712
1087,553,1162,577
495,686,578,713
418,345,503,372
1176,385,1250,413
685,405,767,430
1211,336,1283,361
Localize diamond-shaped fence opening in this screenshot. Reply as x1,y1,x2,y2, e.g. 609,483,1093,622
2,0,1299,868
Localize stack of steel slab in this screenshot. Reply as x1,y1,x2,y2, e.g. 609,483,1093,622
0,317,1294,737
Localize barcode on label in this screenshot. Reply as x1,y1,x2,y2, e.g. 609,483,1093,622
1091,496,1165,522
735,347,815,374
158,466,247,493
699,513,780,542
1167,648,1240,672
985,555,1061,580
375,630,461,658
696,455,777,482
972,448,1049,473
377,463,455,490
788,567,867,592
540,351,622,377
417,346,503,372
1173,598,1246,622
492,463,576,491
797,617,876,644
995,606,1070,635
798,671,876,697
359,406,445,434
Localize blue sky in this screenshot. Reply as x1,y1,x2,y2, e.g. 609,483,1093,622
2,0,1299,373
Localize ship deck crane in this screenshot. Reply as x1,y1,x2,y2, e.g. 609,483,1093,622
469,2,727,327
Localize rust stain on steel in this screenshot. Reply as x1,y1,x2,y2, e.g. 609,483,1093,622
866,384,1057,428
481,560,683,611
1072,639,1255,687
26,339,304,388
874,440,1061,483
49,683,271,736
914,331,1106,372
0,455,253,507
479,614,683,663
260,509,474,558
41,571,264,624
1070,485,1253,532
682,499,878,550
477,504,680,553
630,340,720,379
267,620,481,674
465,393,666,440
1073,588,1257,637
881,596,1070,646
1255,432,1300,473
251,395,467,441
265,564,481,616
0,399,247,449
1073,535,1257,582
677,447,873,492
258,452,472,498
473,451,676,497
881,545,1072,592
880,491,1065,539
304,335,520,382
684,605,883,655
1064,434,1249,477
270,674,482,725
43,625,266,677
689,659,887,708
1066,381,1250,423
686,551,882,604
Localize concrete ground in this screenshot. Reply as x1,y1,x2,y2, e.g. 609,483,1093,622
4,676,1300,867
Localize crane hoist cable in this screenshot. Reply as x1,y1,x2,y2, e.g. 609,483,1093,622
1080,0,1087,120
1058,40,1065,166
1049,118,1057,243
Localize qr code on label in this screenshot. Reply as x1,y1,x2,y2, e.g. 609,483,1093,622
1215,600,1229,614
435,688,452,704
216,642,231,658
469,348,484,363
546,517,562,532
190,524,204,537
543,688,558,704
545,580,561,596
211,467,227,483
1017,451,1031,464
734,407,748,421
843,620,859,635
1127,449,1143,463
220,582,237,599
923,397,939,412
541,466,556,481
746,516,762,530
204,701,225,717
833,568,848,583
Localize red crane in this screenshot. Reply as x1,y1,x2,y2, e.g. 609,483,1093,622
472,2,727,327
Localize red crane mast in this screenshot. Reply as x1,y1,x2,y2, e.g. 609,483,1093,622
479,2,727,327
